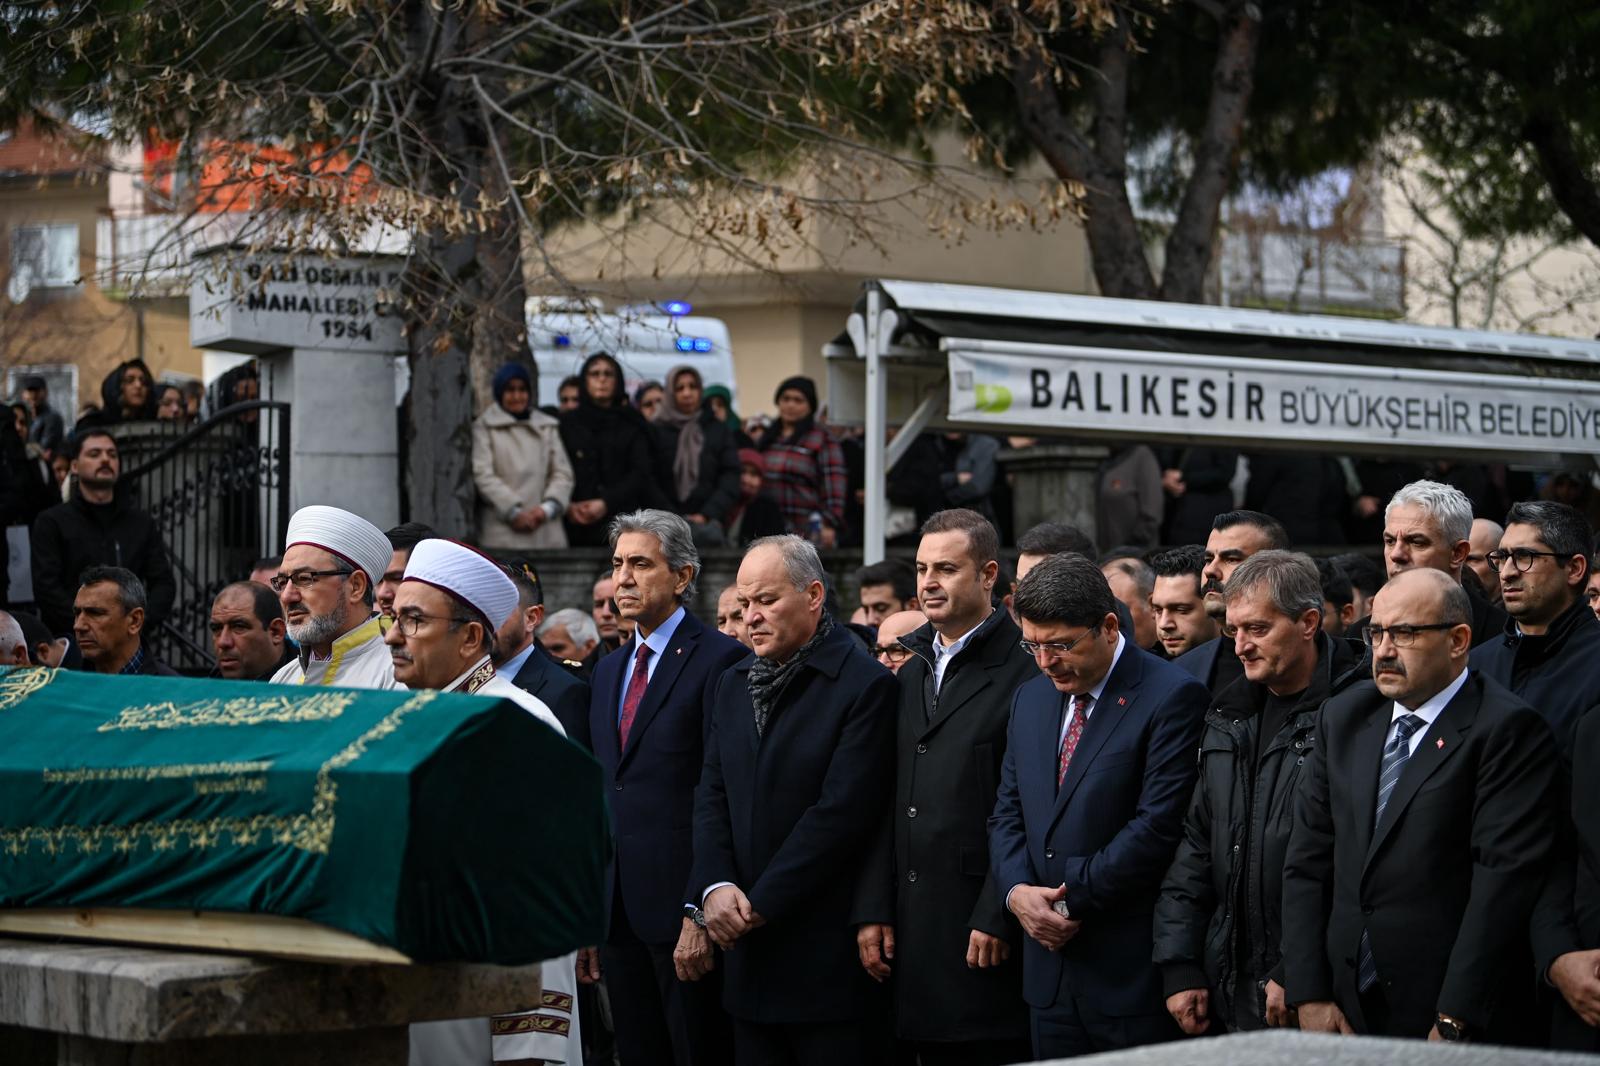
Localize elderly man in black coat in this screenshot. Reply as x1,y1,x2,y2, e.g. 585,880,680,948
853,509,1035,1065
690,534,896,1065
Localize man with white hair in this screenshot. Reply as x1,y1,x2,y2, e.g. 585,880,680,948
1372,480,1507,647
384,538,578,1066
269,505,403,689
538,609,600,673
0,610,29,666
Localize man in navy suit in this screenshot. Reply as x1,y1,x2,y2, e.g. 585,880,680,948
583,510,748,1066
494,561,592,749
988,552,1209,1058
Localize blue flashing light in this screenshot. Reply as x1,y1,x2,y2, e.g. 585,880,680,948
663,300,692,316
553,334,571,348
692,337,713,352
674,337,696,352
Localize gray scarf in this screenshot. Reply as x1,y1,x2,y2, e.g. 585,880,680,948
748,613,835,736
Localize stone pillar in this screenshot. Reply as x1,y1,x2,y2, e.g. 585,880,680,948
998,443,1110,540
259,346,398,525
0,938,544,1066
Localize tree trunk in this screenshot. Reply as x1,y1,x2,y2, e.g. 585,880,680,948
1159,1,1262,303
1011,29,1157,300
1522,113,1600,251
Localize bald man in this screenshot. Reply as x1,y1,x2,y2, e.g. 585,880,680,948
1282,567,1557,1042
1466,518,1504,605
873,610,926,675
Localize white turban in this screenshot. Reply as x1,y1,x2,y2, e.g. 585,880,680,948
285,505,393,588
402,539,518,631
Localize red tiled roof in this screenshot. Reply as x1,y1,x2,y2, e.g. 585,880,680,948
0,118,105,178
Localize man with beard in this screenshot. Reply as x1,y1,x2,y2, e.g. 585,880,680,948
269,505,401,689
1155,551,1363,1036
30,428,176,636
1317,558,1357,639
382,538,579,1066
1175,511,1289,693
1281,568,1557,1041
1148,547,1218,660
1472,500,1600,753
692,535,896,1063
209,581,292,680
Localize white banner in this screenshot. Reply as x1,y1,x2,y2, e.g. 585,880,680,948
946,340,1600,455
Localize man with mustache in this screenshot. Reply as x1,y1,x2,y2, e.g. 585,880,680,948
1155,551,1363,1037
1282,568,1558,1041
381,538,579,1066
1175,510,1288,693
269,505,402,689
989,553,1208,1058
29,428,176,638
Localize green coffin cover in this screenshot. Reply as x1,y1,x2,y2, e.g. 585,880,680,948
0,667,610,965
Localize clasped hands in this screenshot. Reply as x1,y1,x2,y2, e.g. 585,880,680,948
1008,883,1081,951
703,884,765,949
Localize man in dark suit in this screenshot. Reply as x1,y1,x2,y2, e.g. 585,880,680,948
988,553,1208,1058
1281,567,1559,1042
1174,510,1288,693
583,510,747,1066
1534,705,1600,1051
853,509,1036,1065
692,534,896,1064
494,561,592,749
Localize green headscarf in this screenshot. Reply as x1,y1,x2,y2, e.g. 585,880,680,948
702,384,740,433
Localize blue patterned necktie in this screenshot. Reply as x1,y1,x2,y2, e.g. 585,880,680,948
1357,713,1426,992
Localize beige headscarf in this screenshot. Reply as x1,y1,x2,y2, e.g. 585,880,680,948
655,364,705,504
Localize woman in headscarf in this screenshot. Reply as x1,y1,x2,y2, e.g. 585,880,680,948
650,365,741,545
632,380,665,421
558,351,655,546
473,362,575,551
751,375,847,545
701,383,752,447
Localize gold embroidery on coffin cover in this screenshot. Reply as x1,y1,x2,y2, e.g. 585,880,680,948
96,691,357,732
0,690,440,860
0,667,57,711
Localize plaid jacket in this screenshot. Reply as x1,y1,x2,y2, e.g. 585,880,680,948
760,425,847,535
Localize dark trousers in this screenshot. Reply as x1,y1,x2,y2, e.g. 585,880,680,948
909,1038,1032,1065
1030,994,1179,1059
732,1019,868,1066
602,895,730,1066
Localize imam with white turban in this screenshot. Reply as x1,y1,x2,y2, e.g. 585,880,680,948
399,538,579,1066
269,505,404,691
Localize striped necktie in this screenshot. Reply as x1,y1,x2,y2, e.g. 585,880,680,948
1357,713,1425,992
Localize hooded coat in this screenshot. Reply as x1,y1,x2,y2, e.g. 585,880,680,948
472,402,574,550
558,356,655,546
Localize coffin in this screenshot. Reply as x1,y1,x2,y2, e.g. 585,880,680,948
0,667,610,965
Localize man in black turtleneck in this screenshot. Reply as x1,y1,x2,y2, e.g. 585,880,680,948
1471,499,1600,754
29,429,175,637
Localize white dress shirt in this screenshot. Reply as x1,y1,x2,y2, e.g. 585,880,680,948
930,610,992,694
615,605,686,725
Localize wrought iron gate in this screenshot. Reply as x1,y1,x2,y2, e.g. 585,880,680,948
122,401,290,672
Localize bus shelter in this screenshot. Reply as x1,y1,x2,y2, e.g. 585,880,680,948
824,280,1600,562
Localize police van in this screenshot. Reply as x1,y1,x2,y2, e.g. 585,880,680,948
526,298,738,409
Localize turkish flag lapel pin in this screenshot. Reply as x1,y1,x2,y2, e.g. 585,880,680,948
1436,737,1445,749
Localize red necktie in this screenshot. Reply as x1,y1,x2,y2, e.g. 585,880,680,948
1057,695,1090,788
618,643,652,749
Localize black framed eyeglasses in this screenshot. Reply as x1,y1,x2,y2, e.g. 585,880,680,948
1485,547,1571,573
1020,625,1101,658
269,568,351,593
392,612,473,637
1362,623,1457,648
873,643,910,662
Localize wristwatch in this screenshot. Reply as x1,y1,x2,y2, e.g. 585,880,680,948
686,906,708,929
1435,1013,1469,1042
